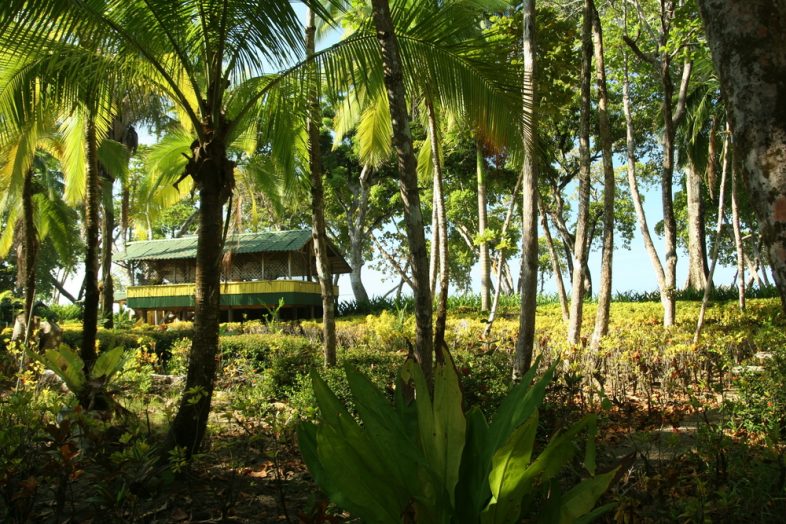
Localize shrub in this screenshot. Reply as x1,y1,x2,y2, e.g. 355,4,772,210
299,352,617,522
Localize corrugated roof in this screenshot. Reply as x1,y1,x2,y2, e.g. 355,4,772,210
120,230,313,261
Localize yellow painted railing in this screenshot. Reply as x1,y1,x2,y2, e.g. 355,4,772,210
127,280,337,298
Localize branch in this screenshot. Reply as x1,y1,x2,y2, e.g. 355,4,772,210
622,35,659,69
371,233,414,288
455,224,476,252
672,60,693,126
49,272,78,304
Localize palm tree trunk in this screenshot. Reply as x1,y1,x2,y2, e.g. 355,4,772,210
567,0,593,347
429,179,439,295
100,171,114,328
80,117,101,381
477,143,491,312
589,0,615,351
167,147,229,456
370,0,433,374
426,100,449,352
697,0,786,311
514,0,538,379
22,168,38,344
306,8,337,367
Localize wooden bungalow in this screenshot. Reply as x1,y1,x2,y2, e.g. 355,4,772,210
119,230,350,323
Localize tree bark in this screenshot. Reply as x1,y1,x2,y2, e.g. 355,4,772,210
590,0,615,351
484,170,522,339
370,0,433,375
306,8,337,367
659,54,679,324
167,77,235,455
347,166,371,304
477,143,491,312
429,176,439,295
685,160,709,290
100,171,114,328
514,0,538,379
426,100,449,352
624,2,692,326
695,127,730,343
80,117,101,382
731,148,745,310
622,8,674,326
540,206,569,322
697,0,786,311
22,168,38,344
567,0,593,347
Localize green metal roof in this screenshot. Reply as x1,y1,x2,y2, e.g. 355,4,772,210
120,230,313,262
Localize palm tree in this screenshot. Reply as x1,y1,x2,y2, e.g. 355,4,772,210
0,101,86,344
1,0,330,452
330,0,521,361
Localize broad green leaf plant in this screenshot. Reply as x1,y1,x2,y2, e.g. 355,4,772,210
299,349,617,522
31,345,130,411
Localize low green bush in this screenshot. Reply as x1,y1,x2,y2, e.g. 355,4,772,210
299,353,617,522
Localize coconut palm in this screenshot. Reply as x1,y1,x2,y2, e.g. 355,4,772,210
327,0,521,363
0,72,97,345
1,0,527,449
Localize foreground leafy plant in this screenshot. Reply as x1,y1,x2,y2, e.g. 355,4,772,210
32,345,129,410
298,350,617,522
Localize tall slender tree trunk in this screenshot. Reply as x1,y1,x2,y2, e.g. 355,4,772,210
426,100,449,352
514,0,538,379
477,143,491,312
429,179,439,295
660,55,679,324
100,171,114,328
306,9,337,367
731,147,745,310
624,2,692,326
167,134,232,455
540,207,569,322
22,168,37,344
348,166,371,304
99,119,135,328
370,0,433,374
685,161,709,290
484,171,522,339
697,0,786,311
695,128,730,343
622,9,673,326
80,117,101,382
590,0,615,351
567,0,593,347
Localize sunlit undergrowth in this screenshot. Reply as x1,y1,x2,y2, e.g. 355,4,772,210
2,298,785,521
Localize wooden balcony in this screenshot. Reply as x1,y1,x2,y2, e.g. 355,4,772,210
126,280,338,310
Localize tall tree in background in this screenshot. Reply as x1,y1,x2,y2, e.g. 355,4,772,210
589,0,615,351
623,0,692,326
697,0,786,311
566,0,593,346
369,0,433,375
514,0,538,378
477,141,491,312
305,8,337,367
